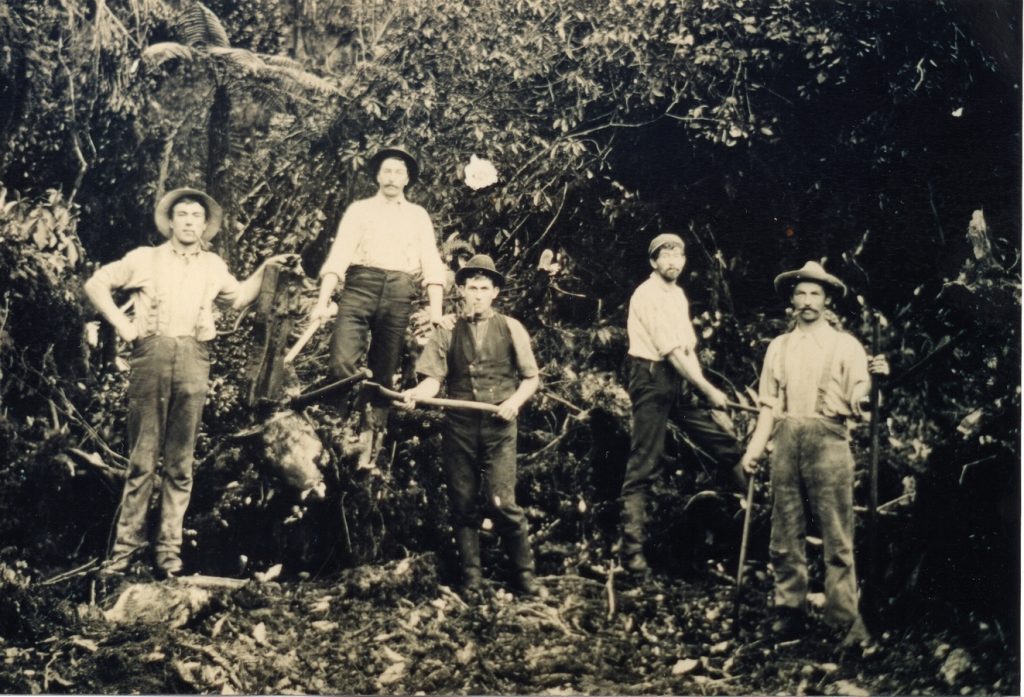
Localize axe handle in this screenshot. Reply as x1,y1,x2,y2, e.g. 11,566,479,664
372,384,502,414
284,319,323,364
725,401,761,414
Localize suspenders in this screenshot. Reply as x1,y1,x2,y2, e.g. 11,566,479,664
777,329,841,418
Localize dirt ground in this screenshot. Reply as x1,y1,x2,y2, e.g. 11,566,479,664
0,552,1016,695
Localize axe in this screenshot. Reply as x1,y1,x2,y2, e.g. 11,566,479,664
283,302,338,364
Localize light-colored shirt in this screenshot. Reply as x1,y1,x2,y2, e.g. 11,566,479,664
626,273,699,361
319,193,446,287
757,321,870,419
88,243,240,341
415,311,539,382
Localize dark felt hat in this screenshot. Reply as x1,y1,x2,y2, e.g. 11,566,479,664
455,254,504,288
367,145,420,185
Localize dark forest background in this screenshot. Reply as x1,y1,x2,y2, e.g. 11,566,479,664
0,0,1019,677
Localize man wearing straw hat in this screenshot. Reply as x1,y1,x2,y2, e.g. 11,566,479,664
309,145,446,446
400,254,542,598
85,188,290,578
739,261,888,645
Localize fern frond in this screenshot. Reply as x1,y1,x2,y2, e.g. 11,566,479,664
142,41,194,67
180,2,230,48
264,64,338,96
209,46,267,73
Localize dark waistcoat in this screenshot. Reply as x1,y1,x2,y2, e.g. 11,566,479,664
447,313,518,404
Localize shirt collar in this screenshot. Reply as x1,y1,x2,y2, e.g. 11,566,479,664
793,319,834,346
374,191,407,206
163,241,202,259
464,309,496,323
647,272,679,292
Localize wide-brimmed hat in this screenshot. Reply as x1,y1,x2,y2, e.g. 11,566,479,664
648,232,685,258
367,145,419,185
773,261,847,297
154,188,223,242
455,254,504,287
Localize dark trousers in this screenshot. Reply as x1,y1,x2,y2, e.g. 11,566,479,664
619,357,742,557
329,266,417,408
114,336,210,560
442,410,534,573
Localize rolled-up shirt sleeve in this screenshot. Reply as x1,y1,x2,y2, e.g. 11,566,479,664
414,324,452,381
417,211,446,287
89,247,149,292
319,203,363,280
841,336,871,400
757,337,782,412
506,317,540,380
211,256,243,307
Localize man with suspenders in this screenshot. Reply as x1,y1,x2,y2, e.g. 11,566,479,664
85,188,289,578
739,261,889,645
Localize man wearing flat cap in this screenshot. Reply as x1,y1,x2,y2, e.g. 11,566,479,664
739,261,888,645
310,145,446,448
85,188,290,578
401,254,542,598
618,233,745,577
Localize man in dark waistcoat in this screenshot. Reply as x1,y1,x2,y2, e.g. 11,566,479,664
401,254,542,597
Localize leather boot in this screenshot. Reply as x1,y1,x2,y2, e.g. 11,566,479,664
619,494,649,574
454,527,483,594
501,528,542,596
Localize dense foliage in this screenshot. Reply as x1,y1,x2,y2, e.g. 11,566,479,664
0,0,1019,686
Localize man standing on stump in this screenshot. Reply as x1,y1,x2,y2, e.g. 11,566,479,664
85,188,289,578
739,261,888,646
401,254,542,598
309,145,446,463
618,233,746,577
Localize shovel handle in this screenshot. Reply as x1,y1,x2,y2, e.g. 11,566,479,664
289,368,372,410
733,470,758,619
372,383,502,414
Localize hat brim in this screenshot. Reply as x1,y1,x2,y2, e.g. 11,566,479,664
455,266,504,288
773,270,847,297
154,188,223,242
368,148,419,185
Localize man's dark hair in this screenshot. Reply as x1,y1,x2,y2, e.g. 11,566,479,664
170,194,209,219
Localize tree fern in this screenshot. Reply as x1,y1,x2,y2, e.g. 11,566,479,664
179,2,230,48
141,41,194,67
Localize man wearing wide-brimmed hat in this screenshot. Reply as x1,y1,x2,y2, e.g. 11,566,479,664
739,261,889,646
309,144,446,449
85,188,290,578
617,233,745,578
400,254,543,598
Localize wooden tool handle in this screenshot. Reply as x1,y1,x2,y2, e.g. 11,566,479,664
373,384,502,414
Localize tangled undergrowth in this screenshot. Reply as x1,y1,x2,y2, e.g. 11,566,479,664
0,552,1015,695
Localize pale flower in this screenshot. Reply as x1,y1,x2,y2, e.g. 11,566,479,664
463,154,498,190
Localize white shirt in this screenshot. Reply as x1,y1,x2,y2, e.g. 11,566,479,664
319,192,445,287
626,273,699,361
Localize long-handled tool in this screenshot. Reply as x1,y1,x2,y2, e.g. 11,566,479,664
283,302,338,365
866,315,883,610
733,466,758,623
289,368,373,411
371,383,502,414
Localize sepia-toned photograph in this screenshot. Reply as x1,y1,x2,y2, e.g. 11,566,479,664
0,0,1018,693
